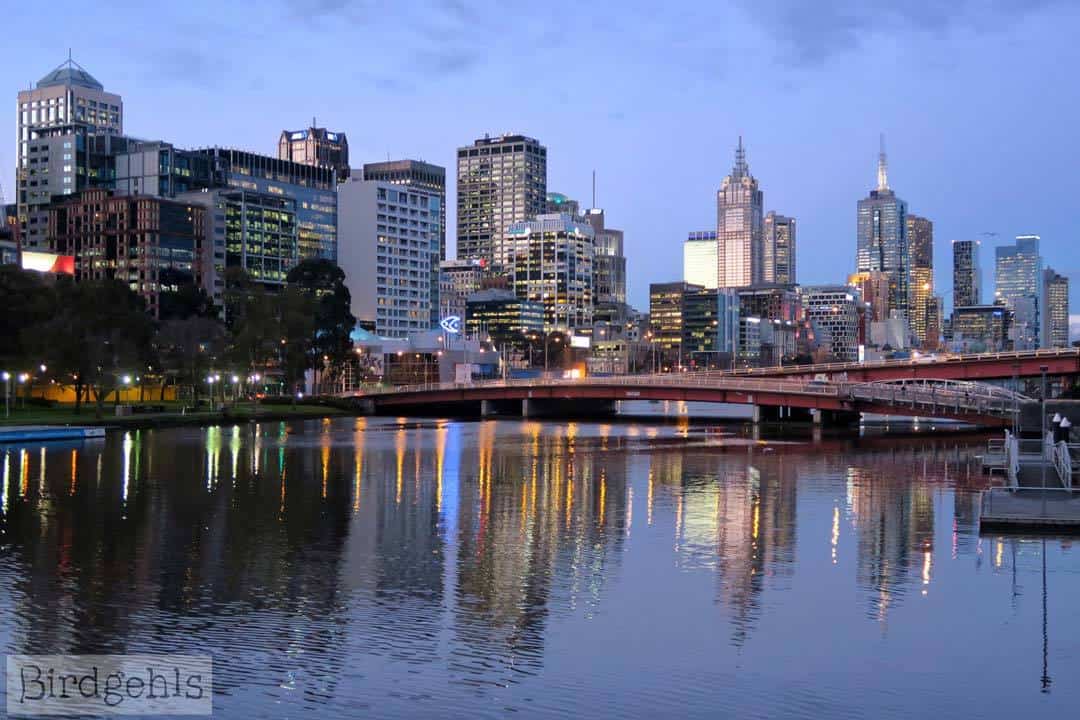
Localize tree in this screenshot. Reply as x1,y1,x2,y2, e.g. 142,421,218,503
277,287,316,398
0,265,58,372
286,259,356,392
36,280,155,417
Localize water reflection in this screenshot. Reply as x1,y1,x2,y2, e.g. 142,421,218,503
0,420,1076,718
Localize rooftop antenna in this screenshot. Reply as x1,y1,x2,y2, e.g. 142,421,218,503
591,170,596,209
877,133,889,191
733,136,748,177
312,116,316,128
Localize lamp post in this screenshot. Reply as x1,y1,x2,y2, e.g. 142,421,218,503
1040,365,1048,516
2,371,10,418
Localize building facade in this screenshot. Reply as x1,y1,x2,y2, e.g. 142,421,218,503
949,305,1012,352
179,188,298,308
994,235,1041,350
47,188,205,318
16,58,123,249
465,288,544,347
457,134,546,269
716,137,763,287
278,125,349,181
906,214,933,346
114,140,216,197
763,212,796,284
192,148,337,262
799,285,862,362
1042,268,1069,348
363,160,446,263
684,231,718,289
545,192,581,219
584,207,627,306
337,177,441,338
439,259,485,322
952,239,981,308
856,138,908,321
508,213,594,332
649,281,703,366
682,287,740,367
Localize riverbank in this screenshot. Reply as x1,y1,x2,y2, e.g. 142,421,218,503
0,401,348,430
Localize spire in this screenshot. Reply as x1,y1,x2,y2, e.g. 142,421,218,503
733,135,749,178
877,133,889,191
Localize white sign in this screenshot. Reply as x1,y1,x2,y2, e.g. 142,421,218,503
570,335,591,349
440,316,462,334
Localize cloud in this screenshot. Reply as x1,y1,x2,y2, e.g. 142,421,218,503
740,0,1067,68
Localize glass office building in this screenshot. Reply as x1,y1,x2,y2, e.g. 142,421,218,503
465,289,544,347
994,235,1041,349
856,138,908,320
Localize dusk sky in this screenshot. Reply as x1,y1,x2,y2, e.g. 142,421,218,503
3,0,1078,323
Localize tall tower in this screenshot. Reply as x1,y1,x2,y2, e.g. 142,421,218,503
906,214,933,345
16,56,123,249
456,133,547,270
856,135,909,321
764,212,796,284
716,137,764,287
1041,268,1069,348
952,239,981,307
995,235,1042,349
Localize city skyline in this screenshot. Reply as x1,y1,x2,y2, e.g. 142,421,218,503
1,1,1078,319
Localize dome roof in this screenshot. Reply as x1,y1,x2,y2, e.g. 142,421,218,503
37,59,104,91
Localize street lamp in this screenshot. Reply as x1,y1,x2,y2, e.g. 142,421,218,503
2,371,10,418
1040,364,1048,516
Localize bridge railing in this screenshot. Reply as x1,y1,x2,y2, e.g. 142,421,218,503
348,373,1019,418
722,346,1080,377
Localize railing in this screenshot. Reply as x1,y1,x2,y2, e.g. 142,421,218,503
1053,440,1072,489
723,347,1080,377
346,373,1019,419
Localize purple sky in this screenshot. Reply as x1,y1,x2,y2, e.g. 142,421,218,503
3,1,1078,323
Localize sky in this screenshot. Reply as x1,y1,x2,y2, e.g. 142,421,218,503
2,0,1079,325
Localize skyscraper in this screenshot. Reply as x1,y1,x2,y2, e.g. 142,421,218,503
1041,267,1069,348
456,133,547,269
545,192,581,219
856,136,908,321
684,231,718,289
952,239,981,307
508,213,593,332
763,212,796,284
994,235,1041,350
337,177,441,337
16,57,123,248
363,160,447,324
716,137,763,287
906,214,933,346
278,124,349,181
584,207,627,306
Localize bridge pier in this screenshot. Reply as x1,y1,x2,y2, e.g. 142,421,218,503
812,409,860,427
521,398,617,419
481,399,522,417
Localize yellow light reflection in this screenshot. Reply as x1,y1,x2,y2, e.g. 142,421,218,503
831,506,840,564
70,449,78,496
995,539,1003,569
122,432,133,503
20,449,29,497
353,446,363,513
921,550,932,595
321,443,330,499
1,450,10,515
395,428,406,505
598,471,606,527
230,425,241,482
625,485,633,537
647,468,654,525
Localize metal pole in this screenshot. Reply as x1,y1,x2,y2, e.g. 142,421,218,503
1041,366,1048,516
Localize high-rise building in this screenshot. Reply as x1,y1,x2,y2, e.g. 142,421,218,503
649,281,703,365
115,140,216,197
684,231,718,289
906,214,933,346
16,58,123,249
584,207,626,306
456,133,546,269
47,188,205,319
952,239,981,308
465,288,544,347
716,137,763,287
994,235,1041,349
763,212,796,284
179,188,298,308
363,160,447,324
847,271,890,323
508,213,593,332
856,136,908,320
439,259,484,321
1041,268,1069,348
682,287,740,367
948,305,1012,353
191,148,337,262
278,124,349,181
799,285,862,362
337,177,441,338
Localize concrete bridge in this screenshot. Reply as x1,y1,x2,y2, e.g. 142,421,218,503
342,375,1026,426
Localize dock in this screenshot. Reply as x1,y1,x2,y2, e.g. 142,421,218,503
0,426,107,443
980,489,1080,531
979,429,1080,532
